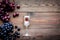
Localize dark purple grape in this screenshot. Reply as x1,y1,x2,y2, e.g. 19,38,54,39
17,5,20,9
17,28,20,31
13,13,17,17
13,13,19,18
6,13,9,16
16,13,19,16
15,26,18,29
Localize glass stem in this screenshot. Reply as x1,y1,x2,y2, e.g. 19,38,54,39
26,26,28,34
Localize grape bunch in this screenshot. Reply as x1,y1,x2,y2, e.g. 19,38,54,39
0,0,20,22
0,0,15,22
0,22,20,40
0,22,13,40
0,12,10,22
0,0,20,40
0,0,15,12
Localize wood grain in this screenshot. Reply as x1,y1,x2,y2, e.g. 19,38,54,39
0,0,60,40
10,0,60,37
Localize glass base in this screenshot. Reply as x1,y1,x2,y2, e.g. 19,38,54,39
23,33,31,36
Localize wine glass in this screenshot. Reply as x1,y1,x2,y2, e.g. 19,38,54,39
23,16,30,36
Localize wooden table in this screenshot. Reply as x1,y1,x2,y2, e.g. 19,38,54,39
0,0,60,40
